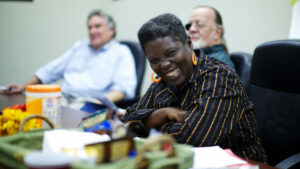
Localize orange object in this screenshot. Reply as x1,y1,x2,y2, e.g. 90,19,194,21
26,84,61,92
192,53,197,66
26,85,61,127
151,72,161,83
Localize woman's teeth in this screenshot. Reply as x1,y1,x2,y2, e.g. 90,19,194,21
166,68,179,77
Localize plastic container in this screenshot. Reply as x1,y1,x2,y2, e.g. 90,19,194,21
26,85,62,127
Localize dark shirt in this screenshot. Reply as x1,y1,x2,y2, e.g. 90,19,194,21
125,50,267,162
202,44,236,70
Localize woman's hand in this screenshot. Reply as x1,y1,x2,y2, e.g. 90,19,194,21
144,107,187,129
116,109,126,121
167,108,187,123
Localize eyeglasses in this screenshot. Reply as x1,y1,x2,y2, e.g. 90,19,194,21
185,22,207,31
185,23,191,31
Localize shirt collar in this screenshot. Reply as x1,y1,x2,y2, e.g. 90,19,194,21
202,44,225,55
88,39,116,51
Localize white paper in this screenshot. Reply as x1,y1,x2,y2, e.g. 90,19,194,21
43,129,110,154
190,146,249,169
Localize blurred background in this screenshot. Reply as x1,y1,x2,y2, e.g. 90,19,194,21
0,0,292,95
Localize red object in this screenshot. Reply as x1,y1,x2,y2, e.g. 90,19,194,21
163,142,172,152
5,104,26,112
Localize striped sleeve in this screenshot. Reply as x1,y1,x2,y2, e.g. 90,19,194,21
161,66,244,147
125,83,158,122
124,82,164,136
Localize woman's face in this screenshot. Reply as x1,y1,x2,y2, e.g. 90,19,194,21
145,36,194,87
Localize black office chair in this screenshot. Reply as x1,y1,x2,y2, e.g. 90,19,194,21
116,41,146,109
248,40,300,169
230,52,252,90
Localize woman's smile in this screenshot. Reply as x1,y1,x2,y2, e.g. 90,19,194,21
165,68,180,79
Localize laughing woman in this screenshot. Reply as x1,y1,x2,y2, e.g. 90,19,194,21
124,13,267,163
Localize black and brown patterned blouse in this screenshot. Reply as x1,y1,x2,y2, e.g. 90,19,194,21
125,50,267,162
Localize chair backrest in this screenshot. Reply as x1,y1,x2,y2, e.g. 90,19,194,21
230,52,252,89
120,41,146,97
248,39,300,166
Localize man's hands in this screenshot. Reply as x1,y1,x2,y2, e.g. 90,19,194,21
1,76,41,95
1,84,25,95
104,90,125,103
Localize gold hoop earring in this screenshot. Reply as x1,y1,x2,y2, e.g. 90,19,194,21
151,72,161,83
192,53,197,66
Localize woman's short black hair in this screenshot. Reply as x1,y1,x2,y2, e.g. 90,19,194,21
138,13,188,53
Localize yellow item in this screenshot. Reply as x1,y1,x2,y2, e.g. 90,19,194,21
26,85,62,127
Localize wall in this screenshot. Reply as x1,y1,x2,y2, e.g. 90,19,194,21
0,0,292,96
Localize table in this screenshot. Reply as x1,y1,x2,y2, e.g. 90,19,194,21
247,160,279,169
0,94,89,128
0,94,278,169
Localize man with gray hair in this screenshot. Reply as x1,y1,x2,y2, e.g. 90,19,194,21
2,10,137,109
186,6,235,70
